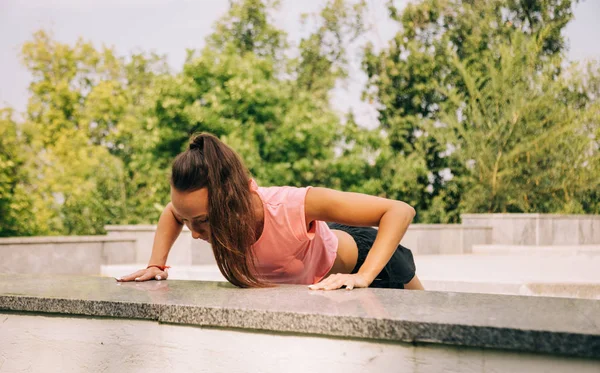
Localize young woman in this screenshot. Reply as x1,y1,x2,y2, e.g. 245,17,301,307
117,133,423,291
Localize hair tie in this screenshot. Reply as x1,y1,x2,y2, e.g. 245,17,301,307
189,135,204,151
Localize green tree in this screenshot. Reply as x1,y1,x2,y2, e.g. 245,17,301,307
431,32,600,213
19,31,167,234
7,0,371,235
209,0,287,59
153,0,369,189
363,0,587,221
0,109,39,236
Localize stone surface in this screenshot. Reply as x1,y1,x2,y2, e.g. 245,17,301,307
416,254,600,283
0,236,136,244
190,239,216,265
461,213,600,246
103,264,227,282
472,244,600,256
1,274,598,359
0,238,136,275
105,225,215,265
400,224,492,255
5,314,599,373
104,264,600,300
521,283,600,300
106,224,492,262
579,217,600,245
421,279,525,296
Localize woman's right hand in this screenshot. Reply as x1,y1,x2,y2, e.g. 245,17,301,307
116,267,169,282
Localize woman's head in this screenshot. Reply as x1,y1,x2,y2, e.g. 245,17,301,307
170,132,268,288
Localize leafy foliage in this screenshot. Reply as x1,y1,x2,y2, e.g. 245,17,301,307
1,0,598,236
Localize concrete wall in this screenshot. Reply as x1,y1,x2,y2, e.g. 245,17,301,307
0,236,136,275
461,213,600,246
105,223,492,262
105,225,216,265
104,214,600,260
2,313,598,373
472,244,600,255
420,280,600,300
400,224,492,254
416,253,600,284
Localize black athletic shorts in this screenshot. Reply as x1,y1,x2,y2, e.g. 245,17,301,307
327,223,416,289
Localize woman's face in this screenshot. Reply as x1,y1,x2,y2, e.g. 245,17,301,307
170,186,211,242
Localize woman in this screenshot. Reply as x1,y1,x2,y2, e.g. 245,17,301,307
117,133,423,291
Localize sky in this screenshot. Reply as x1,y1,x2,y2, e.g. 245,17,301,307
1,0,599,127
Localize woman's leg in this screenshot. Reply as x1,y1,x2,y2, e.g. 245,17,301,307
404,274,425,290
327,223,419,290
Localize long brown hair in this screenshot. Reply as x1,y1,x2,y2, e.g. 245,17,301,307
171,133,269,288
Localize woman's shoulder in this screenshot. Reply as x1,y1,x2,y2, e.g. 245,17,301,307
260,185,310,205
253,182,314,244
252,179,310,207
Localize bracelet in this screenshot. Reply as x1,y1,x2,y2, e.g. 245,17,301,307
147,265,171,271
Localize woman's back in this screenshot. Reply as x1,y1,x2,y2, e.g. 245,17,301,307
250,178,338,284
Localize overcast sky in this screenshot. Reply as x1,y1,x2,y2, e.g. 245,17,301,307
1,0,599,127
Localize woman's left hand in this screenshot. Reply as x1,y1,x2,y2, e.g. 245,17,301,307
308,273,371,291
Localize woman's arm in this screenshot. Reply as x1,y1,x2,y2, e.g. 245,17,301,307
147,202,185,266
304,187,416,288
117,202,184,282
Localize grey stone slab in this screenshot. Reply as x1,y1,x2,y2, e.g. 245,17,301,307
104,224,159,232
399,230,419,253
0,236,136,244
438,229,463,255
0,274,598,359
416,228,442,255
191,239,217,265
0,239,137,274
552,218,579,245
0,243,104,275
461,213,542,220
521,283,600,300
461,214,600,246
538,218,580,245
579,218,600,245
401,225,491,255
106,225,194,265
463,215,529,245
461,228,493,254
101,241,137,264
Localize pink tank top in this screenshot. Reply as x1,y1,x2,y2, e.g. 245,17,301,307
249,179,338,284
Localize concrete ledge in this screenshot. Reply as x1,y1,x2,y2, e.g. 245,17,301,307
0,236,136,244
461,213,600,245
407,224,493,230
521,283,600,300
105,224,191,232
104,225,215,265
462,213,600,220
401,224,492,255
472,245,600,256
102,264,227,282
3,314,598,373
422,279,600,300
0,274,598,359
416,254,600,283
105,223,493,260
104,265,600,300
0,238,136,274
421,279,525,296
